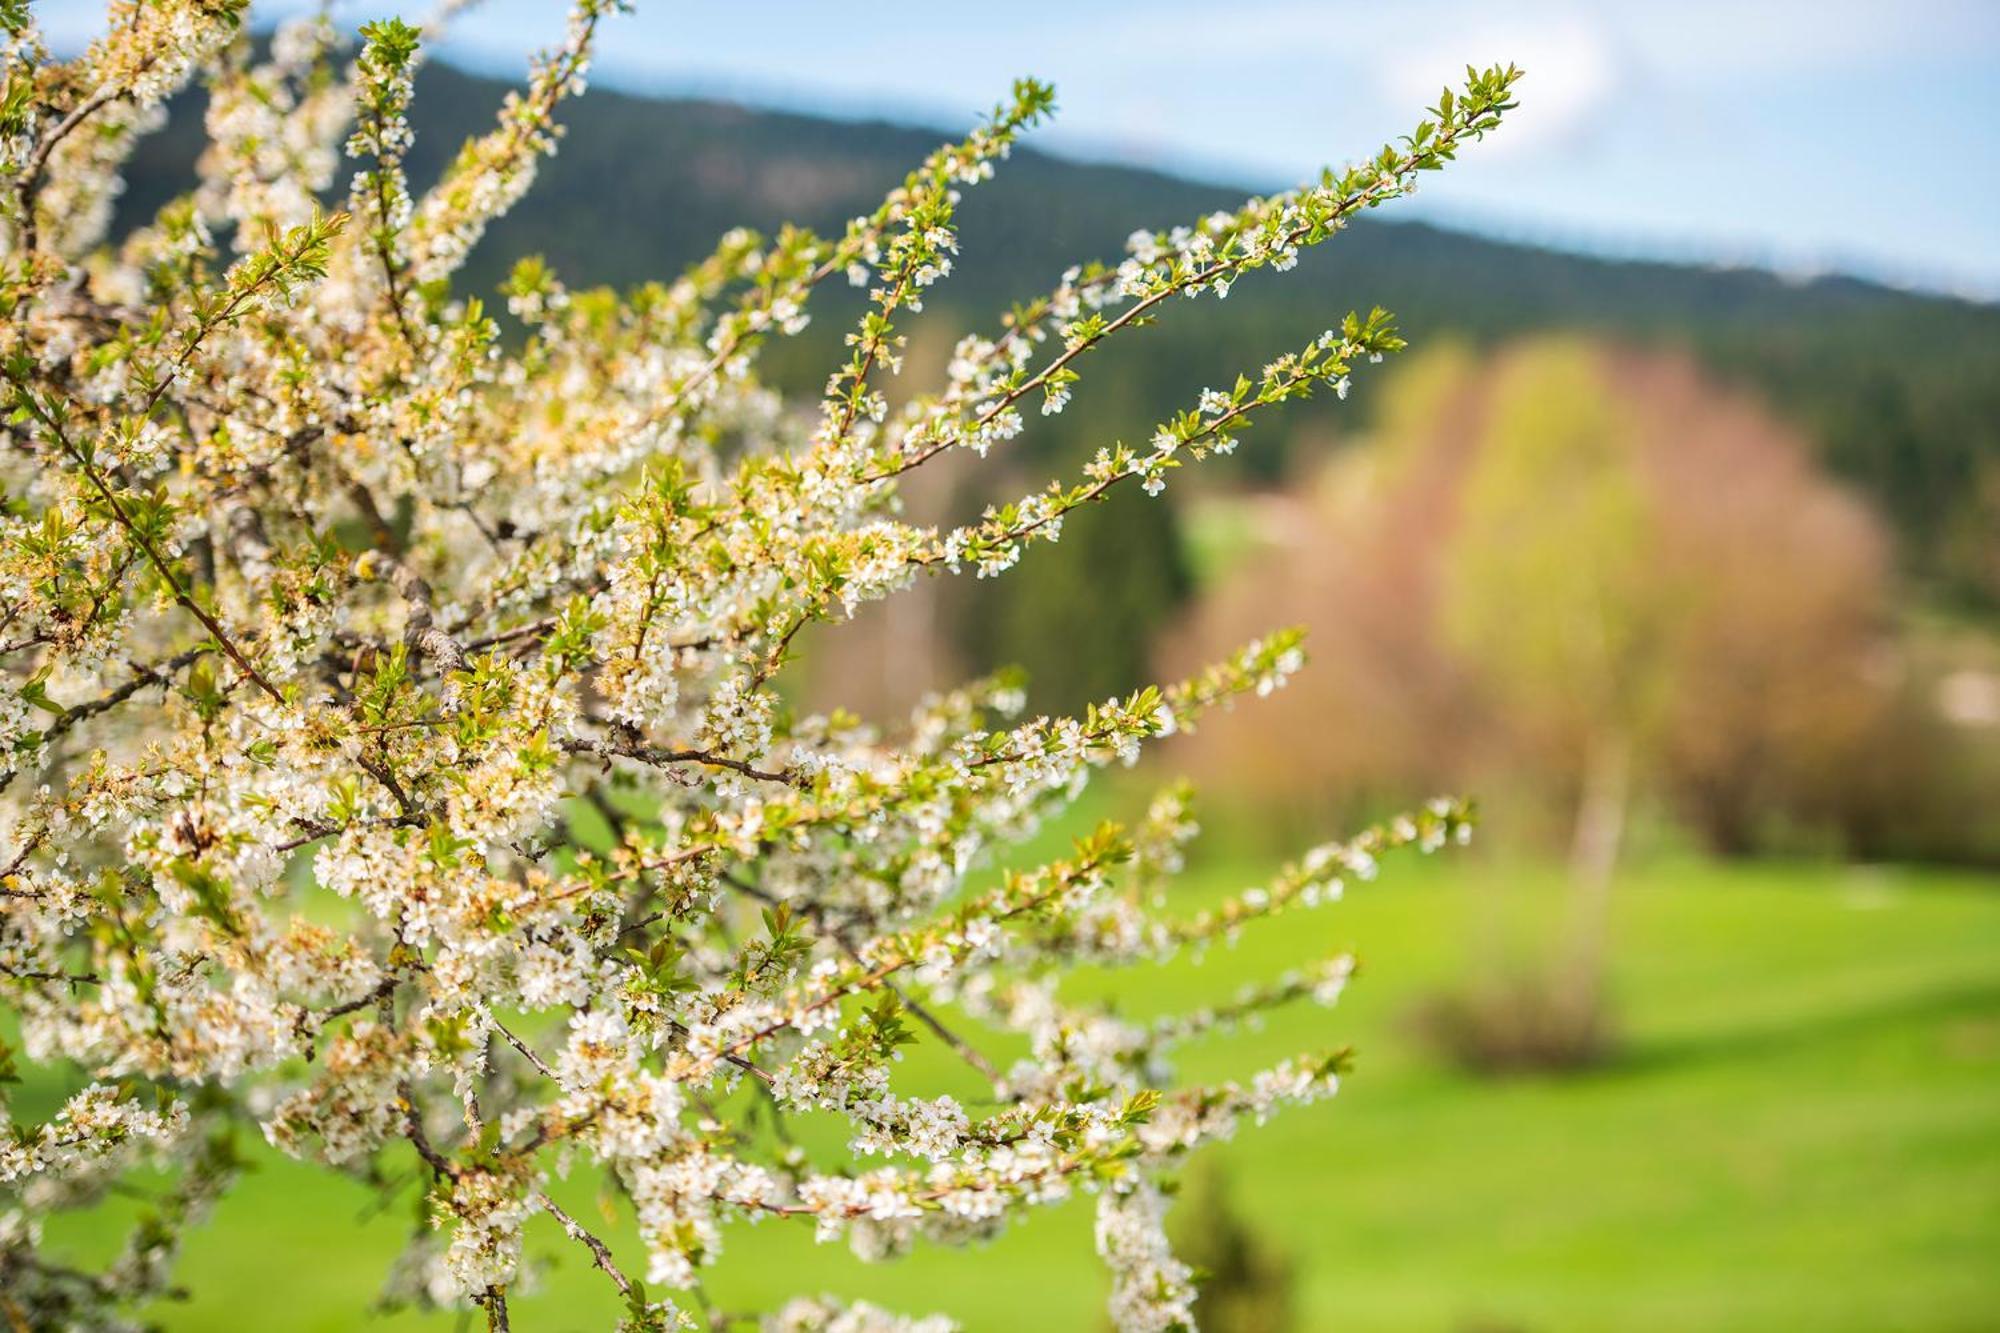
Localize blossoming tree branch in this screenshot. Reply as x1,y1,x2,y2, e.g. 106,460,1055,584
0,2,1515,1328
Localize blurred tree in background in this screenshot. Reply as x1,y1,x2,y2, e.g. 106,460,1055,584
1166,1161,1297,1333
1164,337,1994,868
1442,346,1660,878
1437,341,1664,1034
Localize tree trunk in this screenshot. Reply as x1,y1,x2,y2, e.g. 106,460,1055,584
1564,727,1630,1010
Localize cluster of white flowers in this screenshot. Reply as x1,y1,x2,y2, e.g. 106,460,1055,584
0,4,1515,1328
768,1295,955,1333
1097,1181,1199,1333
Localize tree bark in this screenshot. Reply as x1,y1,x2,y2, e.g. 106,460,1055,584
1564,727,1630,1010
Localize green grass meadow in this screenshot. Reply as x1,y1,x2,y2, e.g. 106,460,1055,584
29,852,2000,1331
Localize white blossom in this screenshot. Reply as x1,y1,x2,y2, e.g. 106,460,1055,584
0,12,1514,1326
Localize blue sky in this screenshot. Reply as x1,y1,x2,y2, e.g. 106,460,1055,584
44,0,2000,298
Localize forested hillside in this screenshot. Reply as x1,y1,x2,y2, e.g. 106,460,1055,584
117,57,2000,702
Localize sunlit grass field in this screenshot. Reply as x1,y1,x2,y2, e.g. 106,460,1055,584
27,850,2000,1331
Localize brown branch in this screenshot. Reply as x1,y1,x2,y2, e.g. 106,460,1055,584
313,973,401,1025
0,961,101,988
720,850,1113,1061
14,82,130,254
561,735,803,789
535,1192,634,1301
274,811,426,854
400,1083,457,1180
858,145,1429,488
722,871,1003,1089
0,647,204,794
668,1020,772,1086
366,552,469,674
885,978,1004,1087
0,372,283,702
477,1286,511,1333
491,1018,556,1082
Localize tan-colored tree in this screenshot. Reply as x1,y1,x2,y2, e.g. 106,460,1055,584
1166,338,1895,1052
1168,332,1904,1016
1172,336,1892,847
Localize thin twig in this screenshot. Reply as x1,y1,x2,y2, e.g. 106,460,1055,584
0,647,203,794
491,1018,556,1082
535,1192,633,1300
478,1286,511,1333
561,735,803,789
0,372,284,702
400,1083,457,1180
15,82,129,253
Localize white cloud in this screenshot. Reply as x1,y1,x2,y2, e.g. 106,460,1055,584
1381,16,1617,158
